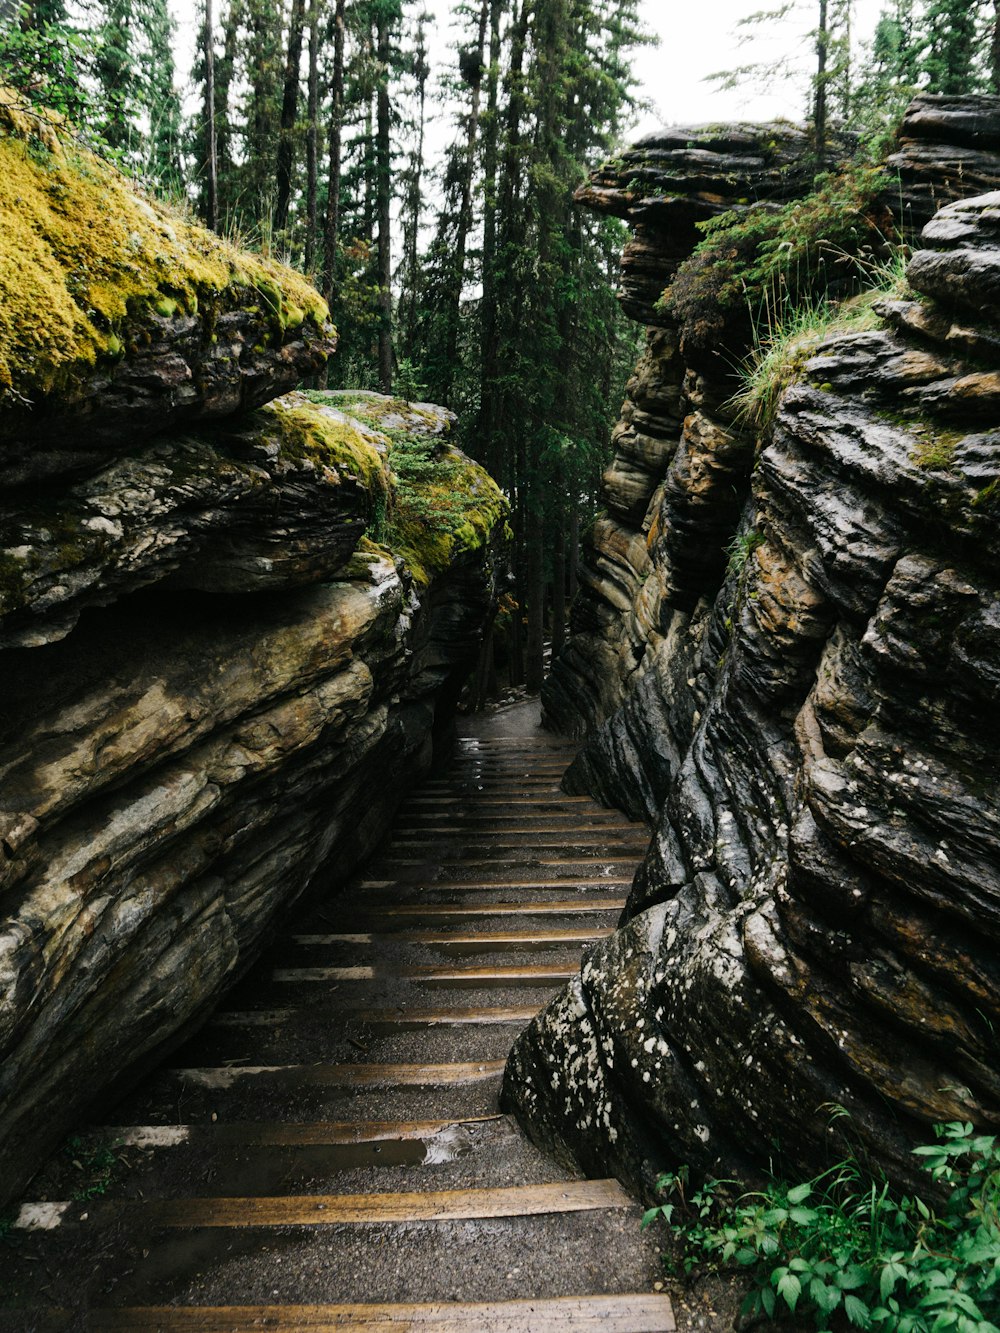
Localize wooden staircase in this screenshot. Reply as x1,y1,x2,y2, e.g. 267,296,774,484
4,718,673,1332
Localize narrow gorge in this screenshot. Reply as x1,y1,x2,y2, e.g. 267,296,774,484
506,96,1000,1200
2,73,1000,1331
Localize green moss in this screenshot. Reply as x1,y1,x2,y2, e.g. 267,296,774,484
910,430,963,472
0,86,330,404
379,432,507,586
261,395,389,496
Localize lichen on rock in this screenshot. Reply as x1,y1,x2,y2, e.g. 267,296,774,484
306,390,508,586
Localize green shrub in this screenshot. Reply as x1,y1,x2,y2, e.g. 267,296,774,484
642,1121,1000,1332
661,163,899,352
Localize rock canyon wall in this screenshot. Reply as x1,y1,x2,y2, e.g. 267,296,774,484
506,97,1000,1196
0,100,504,1206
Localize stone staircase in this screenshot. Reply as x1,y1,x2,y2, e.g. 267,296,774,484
2,715,674,1332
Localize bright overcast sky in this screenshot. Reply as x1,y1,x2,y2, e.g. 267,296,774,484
169,0,886,151
630,0,882,134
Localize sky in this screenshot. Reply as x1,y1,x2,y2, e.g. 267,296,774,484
168,0,887,148
629,0,881,133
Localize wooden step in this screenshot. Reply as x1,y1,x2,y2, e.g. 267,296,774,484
16,1179,636,1232
108,1116,504,1149
210,1005,540,1030
403,796,595,807
270,964,578,986
290,929,613,950
356,900,624,920
358,878,634,890
169,1061,505,1089
87,1292,676,1330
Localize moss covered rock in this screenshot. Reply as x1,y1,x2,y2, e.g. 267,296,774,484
0,90,335,484
306,389,508,587
0,393,394,648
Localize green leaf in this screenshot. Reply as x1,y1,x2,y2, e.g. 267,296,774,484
787,1182,813,1205
880,1262,905,1302
760,1285,776,1318
845,1294,871,1327
836,1264,870,1290
777,1271,802,1312
811,1279,843,1315
640,1207,661,1229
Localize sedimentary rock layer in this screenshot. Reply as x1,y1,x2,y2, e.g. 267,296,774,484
513,104,1000,1196
0,97,504,1206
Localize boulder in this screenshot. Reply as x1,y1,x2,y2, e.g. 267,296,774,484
0,92,334,486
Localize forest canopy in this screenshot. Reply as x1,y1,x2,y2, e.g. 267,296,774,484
2,0,998,689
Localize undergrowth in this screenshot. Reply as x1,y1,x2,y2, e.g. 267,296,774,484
661,163,900,349
642,1121,1000,1333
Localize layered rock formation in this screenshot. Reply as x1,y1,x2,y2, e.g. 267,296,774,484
508,101,1000,1195
0,104,504,1207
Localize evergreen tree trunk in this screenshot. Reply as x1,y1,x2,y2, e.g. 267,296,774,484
399,15,428,357
568,505,580,604
304,0,319,272
525,502,545,694
274,0,306,234
216,0,239,213
551,498,566,656
482,0,530,487
204,0,218,230
375,6,393,393
322,0,345,307
439,0,489,404
478,0,503,479
814,0,828,159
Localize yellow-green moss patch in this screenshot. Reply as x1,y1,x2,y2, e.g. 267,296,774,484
271,390,506,585
259,395,390,498
0,87,329,403
380,434,507,586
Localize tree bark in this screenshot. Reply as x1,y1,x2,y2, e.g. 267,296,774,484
525,501,545,694
478,0,503,480
439,0,489,405
204,0,218,231
814,0,828,160
551,499,566,657
274,0,306,235
322,0,345,307
303,0,319,272
568,504,580,604
376,6,393,393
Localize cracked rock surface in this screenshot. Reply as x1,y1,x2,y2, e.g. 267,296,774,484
510,100,1000,1197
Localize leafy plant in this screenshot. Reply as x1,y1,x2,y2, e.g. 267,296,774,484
642,1121,1000,1332
63,1134,124,1201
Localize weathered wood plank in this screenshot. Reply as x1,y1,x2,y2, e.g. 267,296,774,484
89,1293,676,1330
170,1062,505,1089
291,929,613,948
108,1116,504,1149
144,1178,635,1227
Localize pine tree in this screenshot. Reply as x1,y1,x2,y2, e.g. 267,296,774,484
921,0,986,91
